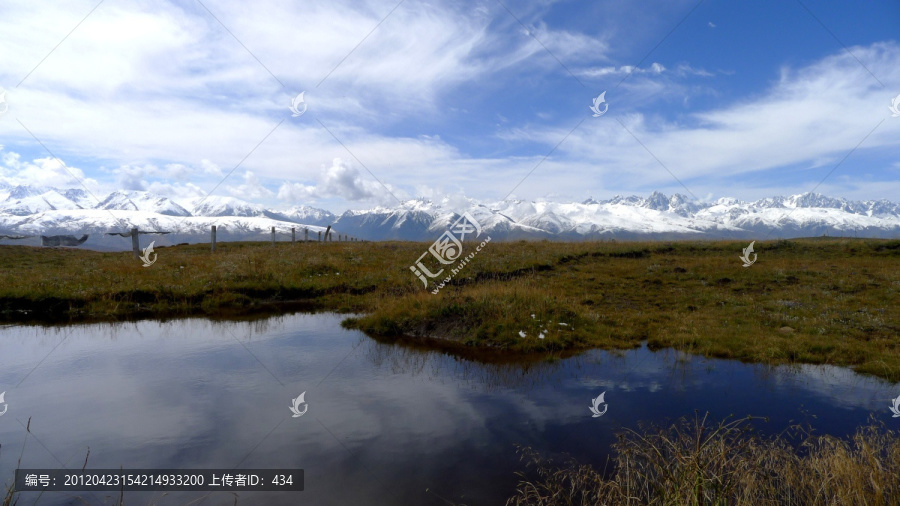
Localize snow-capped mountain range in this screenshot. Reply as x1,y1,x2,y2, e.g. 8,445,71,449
1,182,898,250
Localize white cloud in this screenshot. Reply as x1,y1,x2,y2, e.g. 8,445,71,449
109,160,229,194
115,164,157,191
144,181,206,200
277,181,317,202
498,42,900,200
0,0,898,210
0,150,98,190
277,158,401,205
0,0,611,208
199,159,223,176
227,171,274,200
578,62,666,78
520,20,610,64
674,64,715,77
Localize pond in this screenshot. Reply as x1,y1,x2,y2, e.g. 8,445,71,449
1,313,898,505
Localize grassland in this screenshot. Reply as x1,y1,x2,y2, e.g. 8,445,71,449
508,414,900,506
1,238,899,380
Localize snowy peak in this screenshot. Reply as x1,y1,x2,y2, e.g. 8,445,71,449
179,195,267,218
61,189,96,208
6,185,48,200
176,196,336,226
97,190,191,217
271,205,336,226
0,185,898,245
745,192,900,216
0,189,85,216
644,191,670,211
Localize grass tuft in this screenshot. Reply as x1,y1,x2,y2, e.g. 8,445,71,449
507,414,900,505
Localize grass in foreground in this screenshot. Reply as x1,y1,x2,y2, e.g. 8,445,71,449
507,414,900,506
1,238,899,379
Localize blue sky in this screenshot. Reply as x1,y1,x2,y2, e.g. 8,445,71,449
0,0,898,212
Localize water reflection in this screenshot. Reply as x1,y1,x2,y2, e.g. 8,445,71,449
0,313,897,505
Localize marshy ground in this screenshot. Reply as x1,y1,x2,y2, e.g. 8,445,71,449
1,237,898,380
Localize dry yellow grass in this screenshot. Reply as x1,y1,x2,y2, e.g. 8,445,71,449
508,414,900,506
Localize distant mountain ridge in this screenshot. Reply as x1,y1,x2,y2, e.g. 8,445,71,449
0,184,898,250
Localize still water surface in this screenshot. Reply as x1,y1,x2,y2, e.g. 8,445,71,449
1,313,898,505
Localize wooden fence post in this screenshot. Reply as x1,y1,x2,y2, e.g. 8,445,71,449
304,228,308,242
292,227,296,244
131,227,140,259
318,231,321,242
211,225,217,252
271,227,276,246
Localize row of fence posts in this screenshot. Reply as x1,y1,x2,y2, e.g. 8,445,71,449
210,225,359,252
8,227,362,258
